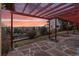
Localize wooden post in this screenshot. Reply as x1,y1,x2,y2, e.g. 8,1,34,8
73,24,76,34
76,25,79,31
10,11,13,50
66,21,69,35
54,18,58,42
48,20,51,40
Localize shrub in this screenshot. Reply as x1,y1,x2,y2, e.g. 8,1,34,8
2,46,9,55
26,29,36,39
14,28,23,34
39,27,48,35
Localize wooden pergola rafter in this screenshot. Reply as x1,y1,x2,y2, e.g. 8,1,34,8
38,3,66,16
34,3,53,15
48,5,79,19
22,3,29,12
29,3,41,14
43,4,75,17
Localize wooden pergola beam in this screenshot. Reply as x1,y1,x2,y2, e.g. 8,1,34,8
13,11,49,19
34,3,53,15
43,4,75,17
22,3,29,12
48,8,79,20
29,3,41,14
56,15,79,25
48,4,79,19
59,9,79,17
38,3,65,16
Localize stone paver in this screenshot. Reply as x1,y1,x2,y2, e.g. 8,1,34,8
7,33,79,56
34,51,51,56
20,49,30,55
64,47,77,56
7,50,24,56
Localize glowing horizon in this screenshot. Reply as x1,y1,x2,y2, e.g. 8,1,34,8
1,10,48,27
2,19,48,27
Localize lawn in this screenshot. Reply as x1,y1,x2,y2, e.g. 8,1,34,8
14,35,49,48
14,30,77,48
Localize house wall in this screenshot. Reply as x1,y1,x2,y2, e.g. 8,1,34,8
45,18,61,31
50,18,61,30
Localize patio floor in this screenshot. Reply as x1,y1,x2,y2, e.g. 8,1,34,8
7,32,79,56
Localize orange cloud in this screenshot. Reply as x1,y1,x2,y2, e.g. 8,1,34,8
1,10,48,27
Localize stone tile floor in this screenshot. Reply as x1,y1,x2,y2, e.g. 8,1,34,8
7,33,79,56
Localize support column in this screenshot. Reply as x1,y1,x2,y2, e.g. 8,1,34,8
10,11,13,50
48,20,51,40
73,23,76,34
66,21,69,35
76,24,79,31
54,18,58,42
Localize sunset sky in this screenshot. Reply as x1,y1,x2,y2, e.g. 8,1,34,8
1,10,48,27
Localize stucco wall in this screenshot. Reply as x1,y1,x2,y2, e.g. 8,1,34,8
50,19,61,30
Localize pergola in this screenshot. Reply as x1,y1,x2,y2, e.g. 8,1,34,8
1,3,79,50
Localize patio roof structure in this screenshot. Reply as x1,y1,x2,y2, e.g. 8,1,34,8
3,3,79,25
1,3,79,51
